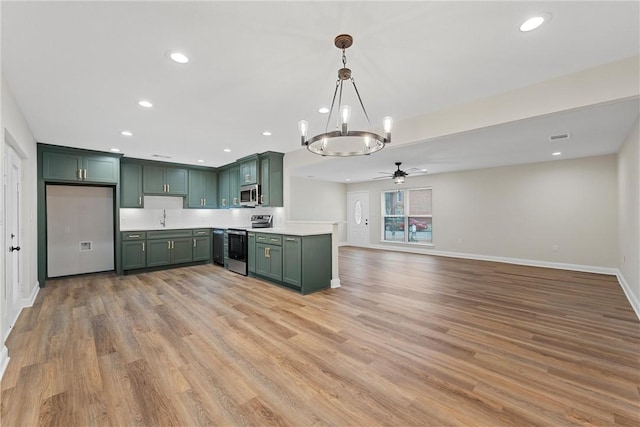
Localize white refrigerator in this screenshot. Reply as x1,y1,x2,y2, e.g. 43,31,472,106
46,185,114,277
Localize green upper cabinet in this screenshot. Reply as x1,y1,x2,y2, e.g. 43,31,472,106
121,162,143,208
188,169,218,208
258,152,284,207
239,154,258,185
218,167,230,208
229,164,241,207
42,150,119,183
143,165,188,195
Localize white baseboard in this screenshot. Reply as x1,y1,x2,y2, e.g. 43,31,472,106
363,243,619,276
2,281,40,379
0,346,9,380
330,278,341,288
616,271,640,320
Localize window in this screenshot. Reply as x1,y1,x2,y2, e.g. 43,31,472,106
382,188,432,244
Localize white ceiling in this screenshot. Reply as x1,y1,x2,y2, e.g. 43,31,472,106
2,1,639,182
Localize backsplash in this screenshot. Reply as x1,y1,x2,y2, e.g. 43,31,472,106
120,205,285,229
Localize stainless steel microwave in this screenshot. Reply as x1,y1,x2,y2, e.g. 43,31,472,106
240,184,261,206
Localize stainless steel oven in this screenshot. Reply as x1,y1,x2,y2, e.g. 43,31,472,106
227,228,248,275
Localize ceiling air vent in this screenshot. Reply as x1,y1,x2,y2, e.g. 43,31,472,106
549,133,570,141
152,154,172,159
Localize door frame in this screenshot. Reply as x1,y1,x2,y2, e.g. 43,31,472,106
2,135,25,342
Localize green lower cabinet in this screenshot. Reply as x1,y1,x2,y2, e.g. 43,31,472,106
247,232,256,273
147,239,172,267
256,242,283,282
193,235,212,262
282,236,301,288
254,233,331,294
122,240,146,270
172,238,194,264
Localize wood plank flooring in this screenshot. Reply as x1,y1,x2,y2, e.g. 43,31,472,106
2,247,639,426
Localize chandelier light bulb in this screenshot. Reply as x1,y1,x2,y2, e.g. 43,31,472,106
341,105,351,125
298,120,308,137
383,116,393,134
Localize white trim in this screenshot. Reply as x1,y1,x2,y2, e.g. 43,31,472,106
0,346,9,380
23,281,39,307
330,278,341,288
616,270,640,320
363,243,619,275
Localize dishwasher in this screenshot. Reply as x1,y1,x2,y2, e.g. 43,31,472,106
212,228,225,266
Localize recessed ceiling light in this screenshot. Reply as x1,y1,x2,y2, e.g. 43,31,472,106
197,159,204,163
318,107,330,114
121,130,133,136
138,100,153,108
167,51,189,64
110,148,120,152
552,152,562,156
345,178,351,182
421,169,428,172
223,148,231,153
262,131,272,136
520,12,552,32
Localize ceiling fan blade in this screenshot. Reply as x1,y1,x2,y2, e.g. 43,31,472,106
377,171,392,174
372,176,391,180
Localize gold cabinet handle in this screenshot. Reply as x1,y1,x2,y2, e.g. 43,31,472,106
260,194,264,204
171,241,174,249
270,238,279,242
286,237,296,242
203,198,206,206
193,238,196,248
233,197,238,205
245,174,250,182
168,241,171,249
84,169,87,179
128,234,140,238
138,196,142,206
77,169,81,179
142,242,145,252
221,198,226,206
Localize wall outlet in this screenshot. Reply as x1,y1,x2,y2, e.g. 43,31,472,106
552,244,558,252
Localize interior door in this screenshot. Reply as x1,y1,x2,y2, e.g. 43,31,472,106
4,144,22,339
347,191,369,246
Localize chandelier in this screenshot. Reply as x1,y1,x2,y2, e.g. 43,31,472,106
298,34,392,157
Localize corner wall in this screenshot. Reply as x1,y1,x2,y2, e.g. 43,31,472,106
617,117,640,316
347,154,619,270
1,78,39,376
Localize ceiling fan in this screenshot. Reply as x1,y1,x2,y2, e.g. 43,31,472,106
373,162,426,184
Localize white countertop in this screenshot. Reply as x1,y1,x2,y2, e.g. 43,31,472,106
120,225,332,236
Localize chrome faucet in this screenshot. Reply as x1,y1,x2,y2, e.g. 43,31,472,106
160,209,167,228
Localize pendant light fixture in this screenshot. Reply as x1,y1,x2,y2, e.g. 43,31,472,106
298,34,392,157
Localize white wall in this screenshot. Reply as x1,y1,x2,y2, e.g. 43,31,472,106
617,118,640,316
347,155,619,270
1,78,38,370
288,177,347,243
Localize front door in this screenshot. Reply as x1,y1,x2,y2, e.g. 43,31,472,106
4,144,22,339
347,191,369,246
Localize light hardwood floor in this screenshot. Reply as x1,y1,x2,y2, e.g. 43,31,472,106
2,247,639,426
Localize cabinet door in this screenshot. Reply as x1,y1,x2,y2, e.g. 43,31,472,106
171,238,193,264
42,151,83,181
121,163,143,208
247,233,256,273
187,169,206,208
83,155,119,183
147,239,172,267
218,168,230,208
203,171,218,208
122,240,146,270
268,245,283,281
143,165,166,194
255,243,270,277
229,164,240,207
165,167,188,195
193,236,212,262
240,159,257,184
260,157,270,206
283,236,302,288
256,243,282,281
